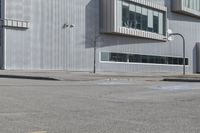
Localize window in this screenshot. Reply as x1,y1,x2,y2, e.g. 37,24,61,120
184,0,189,8
122,2,129,27
173,0,200,17
0,0,1,18
100,0,167,40
101,52,124,63
129,5,136,28
119,0,165,35
158,12,164,34
109,53,128,62
129,54,141,62
141,7,148,31
185,0,199,10
167,57,173,64
147,9,153,32
153,11,159,34
101,52,110,61
135,5,142,30
101,52,189,66
197,0,199,10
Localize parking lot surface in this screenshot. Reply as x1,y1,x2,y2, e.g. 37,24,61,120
0,76,200,133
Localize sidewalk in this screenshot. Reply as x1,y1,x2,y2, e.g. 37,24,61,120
0,70,199,82
0,70,165,81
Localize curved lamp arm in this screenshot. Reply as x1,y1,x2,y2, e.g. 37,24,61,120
168,33,186,75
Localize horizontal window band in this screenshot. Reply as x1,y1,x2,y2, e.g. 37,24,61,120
101,52,189,66
0,19,30,29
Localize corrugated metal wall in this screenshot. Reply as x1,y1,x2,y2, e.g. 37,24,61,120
97,0,200,73
0,0,4,68
4,0,95,71
3,0,200,73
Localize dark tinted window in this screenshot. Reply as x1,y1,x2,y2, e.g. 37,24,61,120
136,14,141,29
129,10,135,28
153,12,159,33
122,4,129,27
141,8,148,31
101,52,189,65
129,54,141,62
110,53,128,62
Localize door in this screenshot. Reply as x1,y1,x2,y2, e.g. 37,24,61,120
196,43,200,73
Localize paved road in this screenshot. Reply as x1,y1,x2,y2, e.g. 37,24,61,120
0,77,200,133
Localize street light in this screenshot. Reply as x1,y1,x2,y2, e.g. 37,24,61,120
167,32,186,76
93,34,102,74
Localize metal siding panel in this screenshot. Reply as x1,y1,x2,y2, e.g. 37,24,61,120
96,0,197,74
5,0,95,71
3,0,199,74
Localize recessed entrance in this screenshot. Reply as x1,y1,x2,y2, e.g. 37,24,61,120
196,43,200,73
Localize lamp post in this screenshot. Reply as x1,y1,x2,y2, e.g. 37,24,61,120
93,37,97,74
168,33,186,76
93,35,101,74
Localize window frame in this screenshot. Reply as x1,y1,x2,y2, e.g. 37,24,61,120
172,0,200,17
100,0,168,41
100,52,189,66
117,0,167,40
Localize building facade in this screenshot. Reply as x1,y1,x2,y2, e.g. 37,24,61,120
0,0,200,74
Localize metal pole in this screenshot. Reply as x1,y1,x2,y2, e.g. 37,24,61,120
93,39,97,74
93,0,98,74
168,33,186,75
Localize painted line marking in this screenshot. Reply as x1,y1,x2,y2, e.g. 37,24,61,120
28,131,47,133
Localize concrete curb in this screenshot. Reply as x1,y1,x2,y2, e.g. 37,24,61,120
163,78,200,82
0,74,59,81
0,71,199,82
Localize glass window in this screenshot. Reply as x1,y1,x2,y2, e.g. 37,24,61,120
184,0,188,8
148,56,156,63
154,56,160,64
101,52,110,61
179,58,183,65
101,52,189,65
117,0,166,35
129,54,141,63
185,58,189,65
158,12,164,35
153,11,159,34
129,4,136,28
147,9,153,32
160,57,167,64
199,0,200,11
184,0,200,11
141,55,148,63
167,57,173,64
194,0,197,10
141,7,148,31
117,0,123,27
189,0,193,9
173,58,179,65
136,5,142,30
197,0,200,11
122,2,129,27
110,53,128,62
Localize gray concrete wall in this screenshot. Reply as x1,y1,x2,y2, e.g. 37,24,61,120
3,0,200,74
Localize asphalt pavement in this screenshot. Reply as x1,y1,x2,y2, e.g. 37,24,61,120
0,71,199,133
